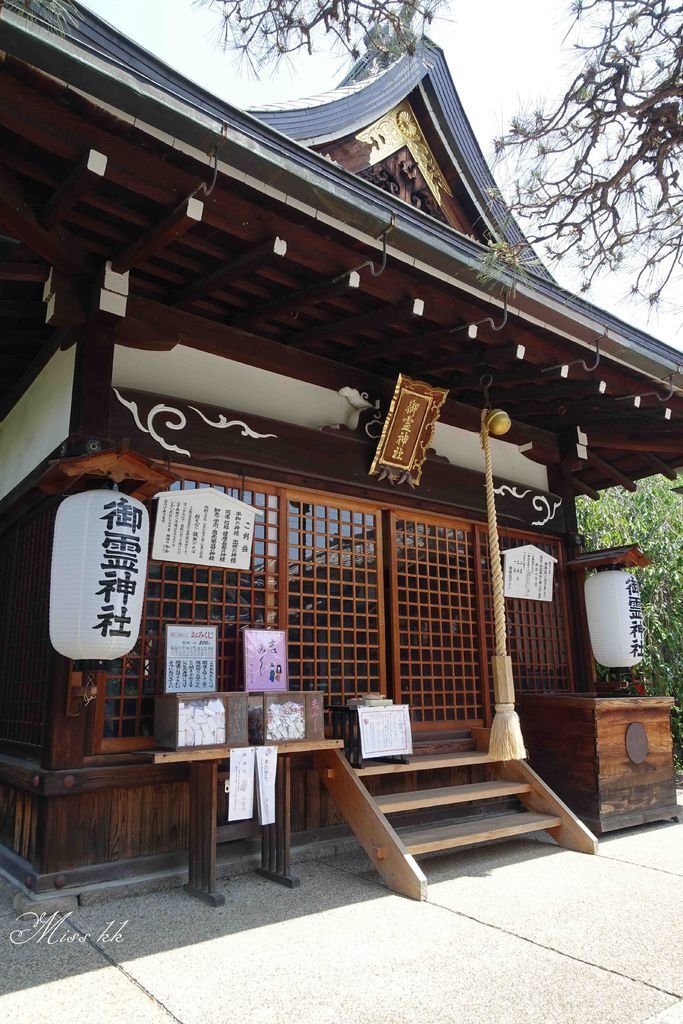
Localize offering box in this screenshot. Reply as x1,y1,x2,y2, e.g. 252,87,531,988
247,691,325,744
155,692,248,750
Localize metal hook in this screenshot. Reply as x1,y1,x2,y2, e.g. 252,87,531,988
450,292,509,339
541,334,603,378
193,126,228,200
615,374,676,406
353,213,396,279
480,373,493,408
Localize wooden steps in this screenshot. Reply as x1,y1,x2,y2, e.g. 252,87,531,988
377,780,532,813
315,733,598,902
356,751,496,776
400,811,563,855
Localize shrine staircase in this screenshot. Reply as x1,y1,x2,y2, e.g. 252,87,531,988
314,730,597,901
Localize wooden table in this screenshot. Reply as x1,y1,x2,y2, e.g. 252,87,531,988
150,740,343,906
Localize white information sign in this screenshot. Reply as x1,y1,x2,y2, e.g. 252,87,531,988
358,706,413,759
152,488,263,571
503,545,557,602
165,624,217,692
255,746,278,825
228,747,255,821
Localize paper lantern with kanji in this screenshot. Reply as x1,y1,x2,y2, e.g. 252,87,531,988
584,570,645,668
50,491,149,660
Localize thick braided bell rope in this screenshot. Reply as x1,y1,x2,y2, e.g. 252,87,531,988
480,408,508,659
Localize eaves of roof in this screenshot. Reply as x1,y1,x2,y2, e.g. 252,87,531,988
0,4,681,392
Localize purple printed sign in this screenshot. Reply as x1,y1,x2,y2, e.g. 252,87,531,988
244,629,288,692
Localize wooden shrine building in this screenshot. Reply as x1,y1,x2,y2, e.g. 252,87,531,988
0,4,680,899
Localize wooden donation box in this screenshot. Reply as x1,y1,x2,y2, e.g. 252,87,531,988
155,693,248,750
519,694,679,834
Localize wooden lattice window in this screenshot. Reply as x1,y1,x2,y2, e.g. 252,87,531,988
392,514,484,724
0,502,57,750
101,479,279,750
286,496,385,702
478,527,573,696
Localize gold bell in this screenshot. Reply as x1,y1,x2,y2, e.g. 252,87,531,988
485,408,512,436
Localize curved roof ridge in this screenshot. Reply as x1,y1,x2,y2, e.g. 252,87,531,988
248,57,403,113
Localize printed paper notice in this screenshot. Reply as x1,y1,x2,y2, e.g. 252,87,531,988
503,545,557,603
164,625,217,692
255,746,277,825
228,747,255,821
358,706,413,759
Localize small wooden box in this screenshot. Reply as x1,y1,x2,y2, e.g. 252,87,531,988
247,691,325,744
154,692,248,750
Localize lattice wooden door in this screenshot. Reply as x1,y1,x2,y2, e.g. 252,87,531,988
389,512,487,727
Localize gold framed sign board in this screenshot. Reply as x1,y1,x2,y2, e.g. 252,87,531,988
369,374,448,486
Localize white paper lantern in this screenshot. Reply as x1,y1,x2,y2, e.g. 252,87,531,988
584,570,644,668
50,491,149,660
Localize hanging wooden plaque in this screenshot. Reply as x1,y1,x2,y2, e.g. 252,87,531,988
369,374,448,486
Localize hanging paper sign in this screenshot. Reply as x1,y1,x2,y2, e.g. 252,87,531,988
243,629,288,692
50,491,149,660
369,374,448,487
164,624,217,692
152,488,263,570
255,745,278,825
503,545,557,602
228,746,255,821
358,705,413,759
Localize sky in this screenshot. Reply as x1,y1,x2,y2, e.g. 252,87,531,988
79,0,683,355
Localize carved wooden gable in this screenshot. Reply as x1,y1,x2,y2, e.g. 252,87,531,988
318,101,480,237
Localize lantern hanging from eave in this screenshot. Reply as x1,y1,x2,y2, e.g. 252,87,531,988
50,491,149,660
584,570,645,668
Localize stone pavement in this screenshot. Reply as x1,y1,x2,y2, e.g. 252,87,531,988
0,814,680,1024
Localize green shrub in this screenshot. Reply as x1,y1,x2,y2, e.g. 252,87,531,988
577,477,683,767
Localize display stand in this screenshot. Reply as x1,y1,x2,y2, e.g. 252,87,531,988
327,705,411,769
150,739,343,905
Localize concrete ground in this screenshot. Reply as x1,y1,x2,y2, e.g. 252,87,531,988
0,813,681,1024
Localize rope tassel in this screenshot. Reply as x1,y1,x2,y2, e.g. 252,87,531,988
481,408,526,761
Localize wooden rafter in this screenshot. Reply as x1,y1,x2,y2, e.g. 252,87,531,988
293,296,422,348
229,270,361,328
41,149,107,230
174,236,287,307
585,450,637,492
0,163,87,275
571,476,600,501
429,343,527,377
0,262,48,281
111,195,204,274
641,453,678,481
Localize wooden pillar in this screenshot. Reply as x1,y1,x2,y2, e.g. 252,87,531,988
549,464,596,690
185,760,225,906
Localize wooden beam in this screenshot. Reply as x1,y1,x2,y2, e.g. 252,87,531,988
0,300,42,317
430,343,526,376
0,163,87,275
589,434,683,454
0,262,48,282
41,149,108,229
229,270,361,328
120,294,560,454
294,297,422,348
571,476,600,501
586,450,638,492
111,195,204,273
641,453,678,481
174,236,287,307
346,299,426,362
